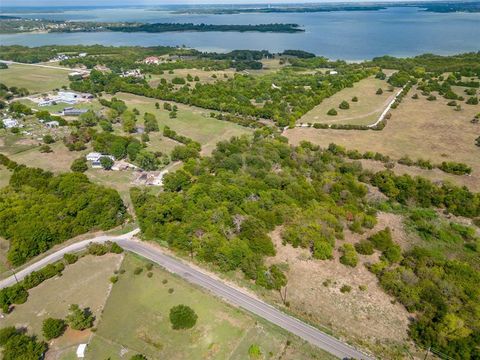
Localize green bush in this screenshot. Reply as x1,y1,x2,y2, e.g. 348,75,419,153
63,253,78,264
66,304,94,330
340,285,352,293
339,244,358,267
376,88,383,95
327,108,337,116
169,305,198,330
42,318,66,340
339,100,350,110
133,267,143,275
354,240,374,255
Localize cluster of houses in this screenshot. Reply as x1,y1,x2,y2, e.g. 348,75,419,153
120,69,142,78
50,52,87,62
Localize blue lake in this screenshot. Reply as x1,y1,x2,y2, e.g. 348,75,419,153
1,6,479,60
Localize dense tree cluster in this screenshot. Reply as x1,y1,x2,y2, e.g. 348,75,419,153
70,67,373,127
132,135,379,284
0,162,126,265
0,327,47,360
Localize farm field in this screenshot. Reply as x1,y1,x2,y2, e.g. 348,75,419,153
299,76,394,126
111,93,253,154
0,64,71,93
0,254,123,360
87,253,333,360
287,85,480,191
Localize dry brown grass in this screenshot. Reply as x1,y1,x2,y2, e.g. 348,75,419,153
300,76,393,126
265,213,413,357
287,85,480,190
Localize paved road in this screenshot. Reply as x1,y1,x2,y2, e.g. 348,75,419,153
0,229,140,288
0,231,373,360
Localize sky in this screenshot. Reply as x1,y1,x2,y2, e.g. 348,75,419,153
1,0,441,7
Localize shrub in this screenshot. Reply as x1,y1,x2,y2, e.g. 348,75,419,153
63,253,78,264
351,96,358,102
130,355,148,360
376,88,383,95
168,288,174,294
43,134,55,144
466,96,478,105
147,272,153,278
411,93,419,99
340,285,352,293
447,100,457,106
327,108,337,116
169,305,198,330
110,276,118,283
427,95,437,101
162,279,168,284
339,100,350,110
39,145,52,153
87,243,108,256
359,285,367,291
109,242,124,254
66,304,94,330
354,240,374,255
145,263,153,271
248,344,262,359
42,318,66,340
368,228,393,251
339,244,358,267
133,267,143,275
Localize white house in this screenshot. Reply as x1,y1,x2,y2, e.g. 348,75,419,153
45,121,59,128
86,152,102,162
329,70,338,75
76,344,87,358
2,118,19,129
144,56,160,65
57,91,79,104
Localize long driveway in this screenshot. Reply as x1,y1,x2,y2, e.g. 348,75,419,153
0,230,373,360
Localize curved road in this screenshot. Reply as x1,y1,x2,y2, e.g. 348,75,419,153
0,230,373,360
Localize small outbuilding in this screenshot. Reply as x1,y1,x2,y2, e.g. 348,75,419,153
76,343,87,358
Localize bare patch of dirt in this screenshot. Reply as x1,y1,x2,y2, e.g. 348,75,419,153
266,215,412,355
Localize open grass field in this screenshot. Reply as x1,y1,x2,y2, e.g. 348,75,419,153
0,64,71,93
8,141,88,174
299,76,394,126
0,254,122,360
287,85,480,191
148,68,236,87
87,253,334,360
112,93,253,155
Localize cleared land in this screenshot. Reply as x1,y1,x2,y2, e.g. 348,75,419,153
287,86,480,191
0,254,122,360
148,68,236,87
264,217,411,359
299,76,394,126
0,64,71,93
111,93,253,155
88,253,334,360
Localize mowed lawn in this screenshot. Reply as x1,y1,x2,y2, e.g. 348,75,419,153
88,254,332,360
287,85,480,191
111,93,253,155
1,254,122,359
300,76,394,126
0,64,71,93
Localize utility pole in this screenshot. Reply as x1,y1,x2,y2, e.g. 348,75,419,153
423,346,431,360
